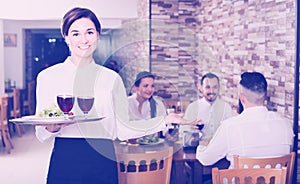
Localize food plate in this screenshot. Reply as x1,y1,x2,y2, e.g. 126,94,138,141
136,138,165,145
9,115,105,125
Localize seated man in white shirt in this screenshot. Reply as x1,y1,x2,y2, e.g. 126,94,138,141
181,72,234,145
196,71,294,168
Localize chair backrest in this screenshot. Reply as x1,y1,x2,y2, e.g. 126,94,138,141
233,152,295,184
116,147,173,184
0,95,8,125
12,88,21,117
212,167,287,184
24,80,36,115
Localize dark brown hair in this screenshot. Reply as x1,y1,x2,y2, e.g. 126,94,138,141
61,7,101,37
240,72,267,93
134,71,155,87
200,72,219,85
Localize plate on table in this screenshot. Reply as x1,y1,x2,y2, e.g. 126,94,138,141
136,137,165,145
9,115,105,125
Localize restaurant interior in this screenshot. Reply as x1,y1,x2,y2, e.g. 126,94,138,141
0,0,299,183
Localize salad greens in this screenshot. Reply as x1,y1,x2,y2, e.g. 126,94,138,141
138,136,159,144
38,104,64,117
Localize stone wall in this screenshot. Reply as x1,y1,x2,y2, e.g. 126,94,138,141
151,0,201,110
106,0,151,94
150,0,296,119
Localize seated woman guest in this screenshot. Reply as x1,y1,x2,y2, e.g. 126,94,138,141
128,71,167,139
128,71,166,121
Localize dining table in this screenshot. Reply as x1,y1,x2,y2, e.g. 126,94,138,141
114,138,230,184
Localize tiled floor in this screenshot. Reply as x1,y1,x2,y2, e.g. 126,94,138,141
0,125,53,184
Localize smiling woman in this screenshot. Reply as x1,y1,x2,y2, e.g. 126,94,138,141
63,18,100,65
34,7,119,184
128,71,166,121
33,6,187,184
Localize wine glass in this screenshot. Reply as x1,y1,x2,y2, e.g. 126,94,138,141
77,96,94,118
196,124,205,131
166,108,179,141
57,95,75,119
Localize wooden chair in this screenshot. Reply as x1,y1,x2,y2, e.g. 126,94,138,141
233,152,295,184
10,88,25,136
212,167,287,184
0,95,14,153
116,147,173,184
22,80,36,115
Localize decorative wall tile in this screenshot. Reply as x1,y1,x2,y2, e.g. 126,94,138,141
150,0,296,120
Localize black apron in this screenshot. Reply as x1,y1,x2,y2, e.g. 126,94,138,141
47,137,118,184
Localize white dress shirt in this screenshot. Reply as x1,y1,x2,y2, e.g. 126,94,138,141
128,93,166,120
181,97,234,141
196,106,294,168
35,57,167,142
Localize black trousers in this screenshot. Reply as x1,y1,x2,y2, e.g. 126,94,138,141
47,137,118,184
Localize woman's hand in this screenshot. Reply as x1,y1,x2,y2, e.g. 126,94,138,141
45,124,63,133
164,113,183,125
36,123,74,133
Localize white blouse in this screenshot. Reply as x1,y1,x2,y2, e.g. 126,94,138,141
35,57,167,142
128,93,166,120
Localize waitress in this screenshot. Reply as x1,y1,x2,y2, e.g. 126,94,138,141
35,7,187,184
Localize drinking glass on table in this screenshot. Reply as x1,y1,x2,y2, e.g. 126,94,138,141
182,123,204,148
77,96,94,118
57,95,75,120
196,123,204,131
165,108,179,141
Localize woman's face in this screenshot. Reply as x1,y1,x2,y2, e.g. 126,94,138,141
65,18,99,60
134,77,155,100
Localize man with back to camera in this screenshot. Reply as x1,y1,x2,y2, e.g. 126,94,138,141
196,71,294,168
181,72,234,145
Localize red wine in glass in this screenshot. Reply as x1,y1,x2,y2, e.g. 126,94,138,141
57,95,74,119
168,123,179,137
77,96,94,118
168,127,178,136
196,124,205,131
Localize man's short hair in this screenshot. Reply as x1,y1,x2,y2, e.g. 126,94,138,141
240,72,267,93
200,73,219,85
239,72,267,104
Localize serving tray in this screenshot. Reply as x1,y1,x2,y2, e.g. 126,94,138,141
9,115,105,125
